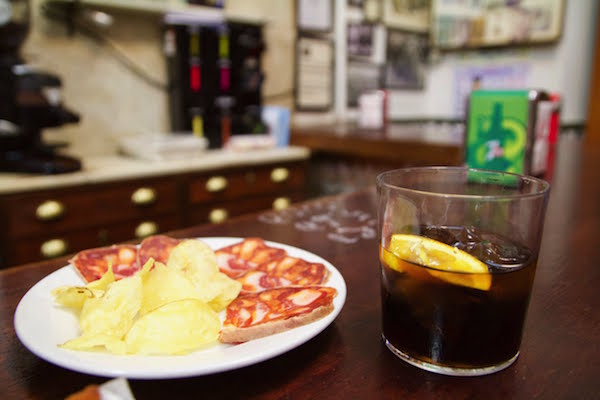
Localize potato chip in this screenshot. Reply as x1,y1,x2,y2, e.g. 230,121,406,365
167,240,241,311
167,239,218,281
52,286,101,310
86,263,115,291
139,261,202,315
136,258,155,280
52,264,114,310
56,240,243,355
79,274,142,338
60,333,127,354
203,272,242,312
125,299,220,355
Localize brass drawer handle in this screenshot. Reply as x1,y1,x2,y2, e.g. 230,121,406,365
206,176,228,192
40,238,68,258
209,208,228,224
131,187,157,206
270,167,290,183
135,221,159,238
36,200,65,221
272,197,291,211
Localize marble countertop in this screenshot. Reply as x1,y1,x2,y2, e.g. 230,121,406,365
0,146,310,195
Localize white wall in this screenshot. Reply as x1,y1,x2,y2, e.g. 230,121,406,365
24,0,598,153
343,0,599,124
23,0,298,156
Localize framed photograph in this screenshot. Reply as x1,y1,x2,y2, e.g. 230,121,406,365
295,36,334,111
187,0,224,7
347,0,364,7
347,62,382,107
363,0,382,22
383,30,428,89
382,0,430,33
431,0,565,49
525,0,565,42
347,23,375,58
296,0,334,33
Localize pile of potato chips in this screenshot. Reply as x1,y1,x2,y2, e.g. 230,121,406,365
52,240,242,355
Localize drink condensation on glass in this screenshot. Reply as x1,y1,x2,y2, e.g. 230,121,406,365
376,167,550,376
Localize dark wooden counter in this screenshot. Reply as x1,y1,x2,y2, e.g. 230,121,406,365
1,133,599,399
290,123,464,166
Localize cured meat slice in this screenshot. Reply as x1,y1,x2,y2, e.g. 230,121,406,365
137,235,182,266
219,286,338,343
216,238,286,278
70,244,140,282
237,257,330,293
236,270,291,293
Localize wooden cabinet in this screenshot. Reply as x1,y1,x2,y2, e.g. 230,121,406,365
0,160,307,268
2,178,179,239
0,177,181,267
186,163,306,224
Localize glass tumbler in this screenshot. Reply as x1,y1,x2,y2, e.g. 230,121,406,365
377,167,550,376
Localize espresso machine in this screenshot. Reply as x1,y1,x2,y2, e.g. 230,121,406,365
0,0,81,174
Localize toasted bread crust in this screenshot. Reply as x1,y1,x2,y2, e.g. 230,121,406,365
219,303,335,343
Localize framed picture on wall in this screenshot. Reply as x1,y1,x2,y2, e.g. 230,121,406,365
383,30,428,89
295,36,334,110
347,23,375,58
431,0,565,49
382,0,430,33
347,62,382,107
363,0,382,22
297,0,334,33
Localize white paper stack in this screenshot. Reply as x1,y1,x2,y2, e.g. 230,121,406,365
119,133,209,161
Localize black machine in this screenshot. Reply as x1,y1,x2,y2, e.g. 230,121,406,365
165,13,266,149
0,0,81,174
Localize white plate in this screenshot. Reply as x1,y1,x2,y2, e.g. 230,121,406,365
14,238,346,379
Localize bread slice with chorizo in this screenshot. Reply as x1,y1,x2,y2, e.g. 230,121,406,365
219,286,337,343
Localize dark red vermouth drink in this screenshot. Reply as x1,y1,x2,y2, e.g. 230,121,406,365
377,167,550,375
380,225,537,375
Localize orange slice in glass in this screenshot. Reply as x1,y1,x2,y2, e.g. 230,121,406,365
385,234,492,291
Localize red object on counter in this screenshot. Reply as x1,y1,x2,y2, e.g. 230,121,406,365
220,66,230,92
190,64,201,92
546,93,561,181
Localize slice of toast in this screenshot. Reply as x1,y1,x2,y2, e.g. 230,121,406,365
219,286,337,343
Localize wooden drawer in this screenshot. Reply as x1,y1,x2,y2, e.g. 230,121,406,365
0,178,179,239
0,157,309,268
188,162,306,205
188,192,305,225
2,214,179,267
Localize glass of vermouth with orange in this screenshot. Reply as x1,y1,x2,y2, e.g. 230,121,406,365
376,167,550,376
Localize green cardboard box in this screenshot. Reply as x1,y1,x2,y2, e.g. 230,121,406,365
465,90,544,175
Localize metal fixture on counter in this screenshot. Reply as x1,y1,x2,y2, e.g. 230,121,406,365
270,167,289,183
206,176,228,192
135,221,159,238
131,187,157,206
40,238,68,258
209,208,228,223
272,197,290,211
35,199,65,221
